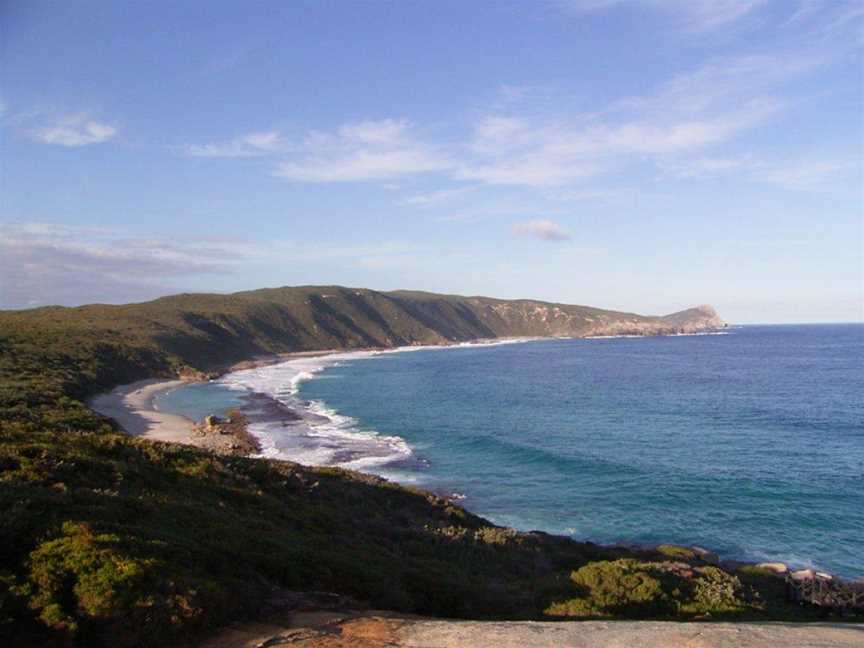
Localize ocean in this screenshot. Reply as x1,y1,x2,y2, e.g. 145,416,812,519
155,324,864,577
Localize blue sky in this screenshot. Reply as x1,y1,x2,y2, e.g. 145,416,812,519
1,0,862,323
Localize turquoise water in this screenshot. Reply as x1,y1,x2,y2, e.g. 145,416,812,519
158,325,864,577
155,381,246,421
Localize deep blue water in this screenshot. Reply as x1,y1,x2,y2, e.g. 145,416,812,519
158,325,864,576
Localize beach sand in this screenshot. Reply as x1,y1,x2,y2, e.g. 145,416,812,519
89,378,197,444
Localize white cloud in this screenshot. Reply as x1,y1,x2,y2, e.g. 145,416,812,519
273,119,450,182
513,219,572,242
31,115,117,147
184,131,283,157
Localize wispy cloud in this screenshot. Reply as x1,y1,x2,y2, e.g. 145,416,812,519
183,131,283,157
754,159,853,189
513,219,572,242
453,96,778,187
186,39,832,192
0,222,453,308
553,0,767,32
547,188,615,202
274,119,451,182
398,186,475,206
270,92,775,190
30,114,117,147
0,222,231,308
662,154,854,189
785,0,864,41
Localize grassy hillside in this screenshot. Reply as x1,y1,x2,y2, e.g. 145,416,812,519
6,286,819,647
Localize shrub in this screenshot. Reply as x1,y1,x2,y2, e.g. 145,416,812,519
687,566,746,614
655,544,697,560
26,522,155,635
545,559,675,618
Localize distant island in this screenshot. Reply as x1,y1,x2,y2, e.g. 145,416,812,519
5,286,860,647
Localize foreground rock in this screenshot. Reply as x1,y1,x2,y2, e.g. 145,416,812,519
396,619,864,648
201,613,864,648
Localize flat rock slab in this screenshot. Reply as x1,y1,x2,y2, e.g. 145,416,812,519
397,620,864,648
201,615,864,648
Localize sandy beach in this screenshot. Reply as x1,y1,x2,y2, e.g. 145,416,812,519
89,378,196,444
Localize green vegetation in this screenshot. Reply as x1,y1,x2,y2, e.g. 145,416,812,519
0,287,827,646
545,559,824,620
0,425,614,645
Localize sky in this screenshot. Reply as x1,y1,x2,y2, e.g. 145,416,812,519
1,0,862,323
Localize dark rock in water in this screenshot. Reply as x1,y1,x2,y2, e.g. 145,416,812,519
241,392,303,424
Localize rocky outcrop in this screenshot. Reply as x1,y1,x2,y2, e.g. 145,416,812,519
192,411,261,456
660,305,727,333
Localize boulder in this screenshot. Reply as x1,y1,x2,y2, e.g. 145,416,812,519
691,546,720,564
756,562,788,575
791,569,816,581
204,415,223,428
